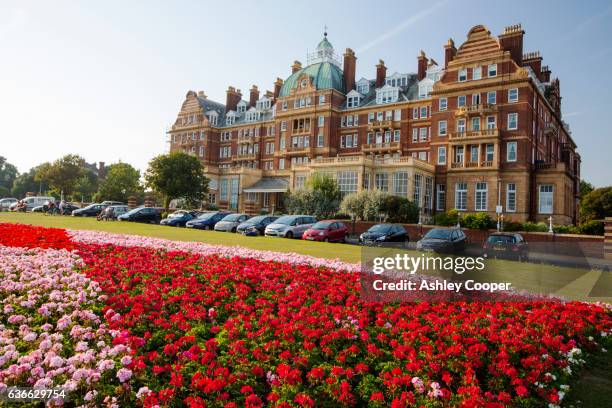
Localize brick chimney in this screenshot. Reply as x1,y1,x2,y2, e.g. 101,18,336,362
541,65,551,83
249,85,259,108
523,51,542,79
291,60,302,73
375,59,387,88
444,39,457,68
225,86,241,111
197,90,207,98
417,50,428,81
273,77,284,99
499,24,525,65
343,48,357,93
98,162,106,179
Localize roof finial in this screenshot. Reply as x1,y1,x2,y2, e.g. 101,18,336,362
324,24,328,37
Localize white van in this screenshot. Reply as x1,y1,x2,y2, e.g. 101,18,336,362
21,196,55,211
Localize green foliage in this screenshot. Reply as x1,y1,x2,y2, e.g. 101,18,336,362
340,191,419,223
285,174,341,218
580,187,612,222
0,156,18,194
95,162,143,203
521,221,548,232
576,220,604,235
461,212,494,230
11,166,48,198
381,195,420,223
72,169,99,202
502,221,523,232
35,154,87,197
434,209,459,226
339,190,369,220
144,152,209,209
579,180,594,199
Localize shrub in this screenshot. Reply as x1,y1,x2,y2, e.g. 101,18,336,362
382,195,420,224
576,220,604,235
502,221,523,232
521,222,548,232
461,213,494,230
434,209,459,226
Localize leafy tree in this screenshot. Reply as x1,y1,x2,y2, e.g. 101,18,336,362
382,195,420,223
340,190,369,221
95,162,143,203
73,170,99,202
340,191,419,223
11,166,48,198
579,180,594,199
580,187,612,222
0,156,18,195
35,154,86,197
285,173,341,218
144,152,209,209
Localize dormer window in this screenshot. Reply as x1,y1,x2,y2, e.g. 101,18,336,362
237,101,247,113
356,78,370,94
458,68,467,82
488,64,497,77
376,85,399,104
256,98,271,111
472,66,482,80
206,111,218,126
418,83,433,99
245,110,258,122
385,73,409,87
346,90,362,108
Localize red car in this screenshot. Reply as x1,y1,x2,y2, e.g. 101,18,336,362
302,221,348,243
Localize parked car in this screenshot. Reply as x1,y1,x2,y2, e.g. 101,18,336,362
98,205,130,221
118,207,162,223
416,228,467,253
12,196,55,211
303,221,348,242
359,224,408,245
214,213,250,232
59,202,80,215
101,201,125,206
160,210,200,227
236,215,279,236
483,232,528,261
31,205,46,213
264,215,317,239
185,211,232,230
72,203,108,217
0,198,18,211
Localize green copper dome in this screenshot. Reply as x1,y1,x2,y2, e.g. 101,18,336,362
279,62,344,97
317,36,333,51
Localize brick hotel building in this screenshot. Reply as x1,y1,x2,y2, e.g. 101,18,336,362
167,24,580,224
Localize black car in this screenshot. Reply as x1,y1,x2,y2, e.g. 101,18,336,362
72,203,108,217
185,211,232,230
59,203,79,215
236,215,279,236
416,228,467,253
160,210,200,227
117,207,162,223
359,224,409,245
483,233,528,261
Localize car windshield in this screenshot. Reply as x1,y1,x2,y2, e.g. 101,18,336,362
124,207,143,216
368,224,391,233
196,212,216,220
487,235,515,244
244,215,266,224
311,221,332,230
424,229,453,240
168,212,187,218
84,204,99,210
222,214,244,222
274,216,296,225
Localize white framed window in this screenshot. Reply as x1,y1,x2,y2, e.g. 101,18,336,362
538,184,553,214
393,172,408,196
412,108,418,119
200,131,205,140
438,120,447,136
471,117,480,131
472,66,482,80
337,171,358,196
472,93,480,105
418,151,428,161
278,158,285,170
375,173,388,191
439,97,447,111
470,145,479,163
508,113,518,130
220,179,228,201
507,141,517,162
393,130,400,142
455,146,464,163
455,182,467,211
437,146,446,164
458,95,466,107
419,127,427,141
420,106,428,118
486,144,494,161
486,116,497,129
457,118,466,133
458,68,467,82
487,91,496,105
436,184,446,211
318,116,324,127
413,173,423,206
319,94,326,104
347,96,360,108
508,88,518,103
488,64,497,77
394,109,401,120
368,112,375,123
317,133,324,147
280,120,287,131
199,146,204,157
506,183,516,212
475,182,488,211
412,128,418,142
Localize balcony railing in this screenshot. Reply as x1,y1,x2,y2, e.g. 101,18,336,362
234,153,257,160
361,141,401,152
367,120,400,130
465,161,479,168
466,103,497,114
286,145,312,155
450,129,498,140
481,160,493,167
451,162,464,168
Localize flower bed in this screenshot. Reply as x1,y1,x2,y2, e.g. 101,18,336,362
0,223,611,407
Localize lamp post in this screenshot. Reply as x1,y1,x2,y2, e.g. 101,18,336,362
548,216,553,233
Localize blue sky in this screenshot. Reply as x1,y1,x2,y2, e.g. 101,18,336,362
1,0,610,186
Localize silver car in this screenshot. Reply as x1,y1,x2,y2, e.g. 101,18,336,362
0,198,17,211
214,213,250,232
264,215,317,239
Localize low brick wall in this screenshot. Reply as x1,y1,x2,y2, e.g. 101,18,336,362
345,220,605,258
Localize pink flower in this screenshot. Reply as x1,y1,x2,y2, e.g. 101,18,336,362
116,368,132,383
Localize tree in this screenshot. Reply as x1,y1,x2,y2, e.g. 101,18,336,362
35,154,86,197
73,169,99,202
0,156,18,196
580,187,612,222
579,180,594,200
95,162,143,203
144,152,209,209
285,173,341,218
11,166,48,198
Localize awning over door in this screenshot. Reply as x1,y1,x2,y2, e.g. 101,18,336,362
243,177,289,193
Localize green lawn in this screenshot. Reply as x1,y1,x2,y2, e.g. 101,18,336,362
0,212,609,302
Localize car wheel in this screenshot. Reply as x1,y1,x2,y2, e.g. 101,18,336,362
285,231,293,239
232,227,237,233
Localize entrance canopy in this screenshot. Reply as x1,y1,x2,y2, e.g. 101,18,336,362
243,177,289,193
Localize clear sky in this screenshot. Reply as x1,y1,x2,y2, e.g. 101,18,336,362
1,0,611,186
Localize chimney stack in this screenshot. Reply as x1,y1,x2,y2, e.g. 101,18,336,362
444,39,457,68
249,85,259,108
499,23,525,65
197,90,207,98
417,50,428,81
375,59,387,88
225,86,241,112
291,60,302,73
523,51,542,79
273,77,284,99
343,48,357,93
541,65,551,83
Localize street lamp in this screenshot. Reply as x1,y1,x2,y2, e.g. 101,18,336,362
548,216,553,233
